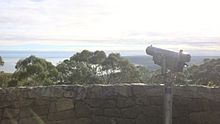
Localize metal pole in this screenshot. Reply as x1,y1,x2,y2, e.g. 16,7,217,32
162,56,172,124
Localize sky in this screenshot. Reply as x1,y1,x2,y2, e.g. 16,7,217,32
0,0,220,56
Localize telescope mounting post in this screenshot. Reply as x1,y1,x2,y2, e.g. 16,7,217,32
161,55,173,124
146,45,191,124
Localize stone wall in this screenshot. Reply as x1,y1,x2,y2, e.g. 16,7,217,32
0,84,220,124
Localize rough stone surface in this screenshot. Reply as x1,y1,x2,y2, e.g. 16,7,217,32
92,116,112,124
32,105,49,116
0,84,219,124
1,119,18,124
116,118,135,124
136,115,149,124
48,109,76,121
48,119,75,124
117,98,135,108
74,118,91,124
104,108,120,117
3,108,19,119
75,101,91,117
19,108,33,118
19,117,44,124
56,98,74,111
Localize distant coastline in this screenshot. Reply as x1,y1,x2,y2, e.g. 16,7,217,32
0,50,219,73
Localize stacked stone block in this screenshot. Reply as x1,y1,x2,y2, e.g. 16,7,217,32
0,84,219,124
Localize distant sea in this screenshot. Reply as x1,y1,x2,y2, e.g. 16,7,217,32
0,51,74,73
0,51,219,73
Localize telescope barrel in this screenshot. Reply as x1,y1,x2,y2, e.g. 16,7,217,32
146,45,191,72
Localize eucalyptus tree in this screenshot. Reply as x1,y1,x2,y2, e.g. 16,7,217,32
0,56,4,66
57,50,143,84
187,58,220,86
13,55,59,86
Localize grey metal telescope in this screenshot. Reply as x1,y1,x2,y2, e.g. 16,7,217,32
146,45,191,124
146,45,191,72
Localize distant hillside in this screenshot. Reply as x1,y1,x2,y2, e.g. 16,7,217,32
124,56,220,71
124,56,160,70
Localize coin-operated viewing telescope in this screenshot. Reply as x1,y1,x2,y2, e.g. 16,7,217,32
146,45,191,72
146,45,191,124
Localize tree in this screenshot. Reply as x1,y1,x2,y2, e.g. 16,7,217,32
148,69,163,84
57,50,105,84
116,59,141,83
70,50,94,62
57,59,102,84
187,58,220,86
137,65,152,83
57,50,142,84
0,56,4,66
0,56,14,87
147,64,191,85
12,55,59,86
102,54,141,83
0,73,12,87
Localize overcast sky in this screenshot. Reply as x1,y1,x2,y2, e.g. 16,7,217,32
0,0,220,55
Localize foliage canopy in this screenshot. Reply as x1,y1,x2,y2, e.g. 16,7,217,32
12,55,59,86
1,51,219,87
57,50,144,84
187,58,220,86
0,56,4,66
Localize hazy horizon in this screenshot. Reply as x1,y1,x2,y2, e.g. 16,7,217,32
1,49,220,57
1,51,219,73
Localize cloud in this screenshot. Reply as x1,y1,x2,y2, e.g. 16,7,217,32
0,0,220,55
